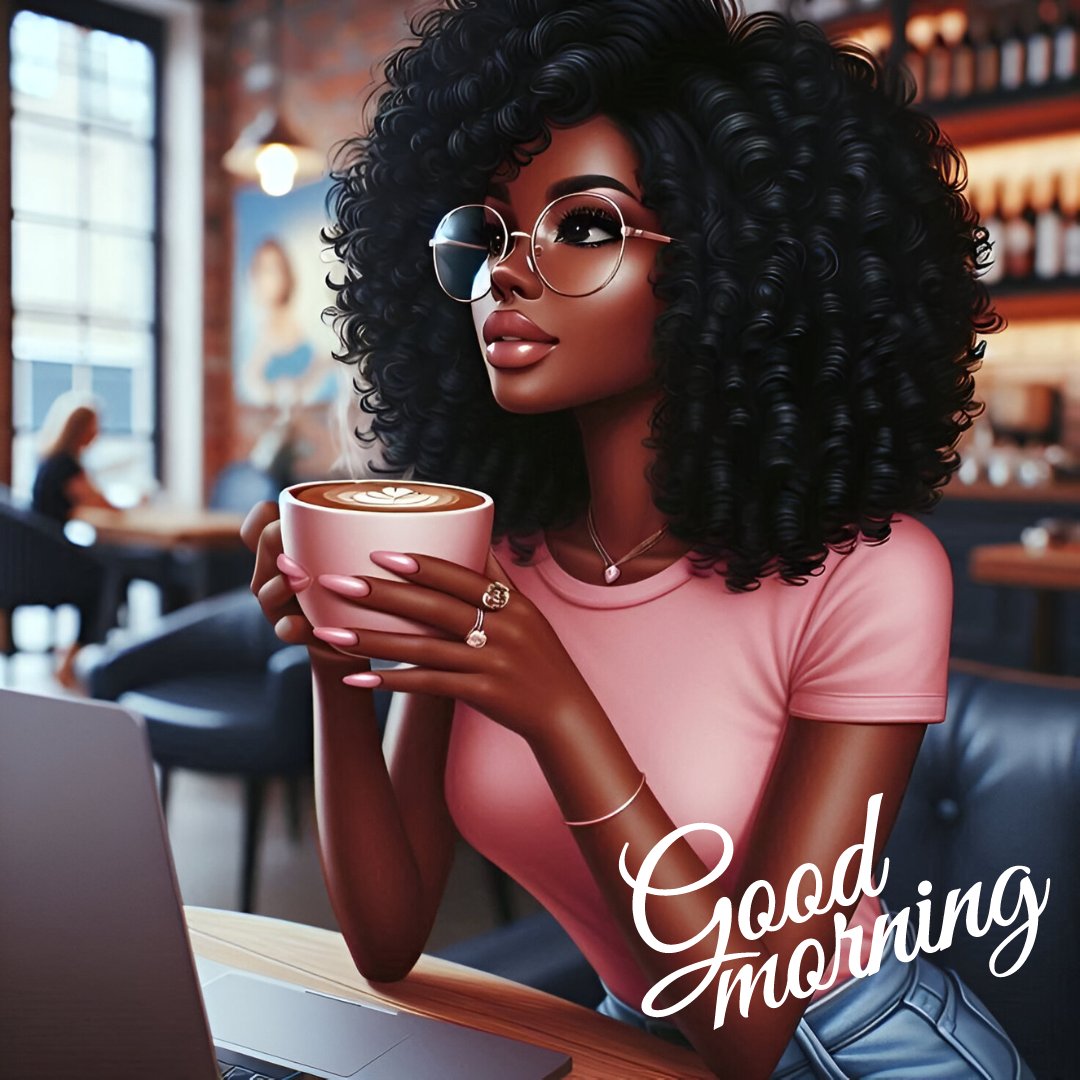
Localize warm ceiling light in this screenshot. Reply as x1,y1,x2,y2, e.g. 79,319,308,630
223,0,321,196
223,107,323,196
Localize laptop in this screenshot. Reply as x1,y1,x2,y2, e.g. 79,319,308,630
0,688,572,1080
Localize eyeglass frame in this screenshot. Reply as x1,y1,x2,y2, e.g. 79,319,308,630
427,190,675,303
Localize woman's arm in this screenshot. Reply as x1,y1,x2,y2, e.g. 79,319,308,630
64,469,118,511
532,708,924,1076
242,502,457,981
312,660,457,981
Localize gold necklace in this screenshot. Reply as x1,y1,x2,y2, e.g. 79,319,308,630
585,505,669,584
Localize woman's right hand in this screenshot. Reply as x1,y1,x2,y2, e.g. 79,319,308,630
240,500,368,675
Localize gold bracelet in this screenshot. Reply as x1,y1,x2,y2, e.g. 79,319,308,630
563,773,647,827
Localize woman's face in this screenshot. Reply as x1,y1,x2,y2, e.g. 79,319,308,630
251,245,291,308
469,115,668,415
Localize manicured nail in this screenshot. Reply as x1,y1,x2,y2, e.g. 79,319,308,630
276,552,311,587
313,627,359,647
318,574,371,599
343,672,383,688
370,550,420,575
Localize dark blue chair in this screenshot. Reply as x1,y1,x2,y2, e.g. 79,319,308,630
84,587,395,913
0,492,120,654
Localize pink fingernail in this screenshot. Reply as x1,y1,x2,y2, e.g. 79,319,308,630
343,672,383,688
370,551,420,575
318,574,371,599
277,554,308,579
313,627,359,646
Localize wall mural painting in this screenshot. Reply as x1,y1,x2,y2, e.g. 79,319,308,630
232,177,349,484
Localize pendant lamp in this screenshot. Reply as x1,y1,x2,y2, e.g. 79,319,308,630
223,0,323,195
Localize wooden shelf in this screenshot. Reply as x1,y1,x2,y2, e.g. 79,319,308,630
932,82,1080,146
944,480,1080,505
989,281,1080,324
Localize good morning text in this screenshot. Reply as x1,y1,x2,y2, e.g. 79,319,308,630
617,793,1050,1027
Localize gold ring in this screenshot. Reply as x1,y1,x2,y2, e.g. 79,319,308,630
481,581,511,611
465,608,487,648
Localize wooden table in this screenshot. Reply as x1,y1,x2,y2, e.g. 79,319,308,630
968,541,1080,674
71,506,250,613
185,907,713,1080
73,506,248,550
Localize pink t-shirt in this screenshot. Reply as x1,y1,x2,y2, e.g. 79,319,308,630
444,512,953,1007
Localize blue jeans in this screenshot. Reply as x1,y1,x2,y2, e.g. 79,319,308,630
596,945,1035,1079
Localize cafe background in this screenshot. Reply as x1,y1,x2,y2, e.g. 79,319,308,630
0,1,1077,1072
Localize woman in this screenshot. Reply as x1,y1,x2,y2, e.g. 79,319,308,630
243,2,1030,1075
32,395,118,526
241,237,336,410
32,395,121,687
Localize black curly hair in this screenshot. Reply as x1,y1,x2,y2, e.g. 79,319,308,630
324,0,999,591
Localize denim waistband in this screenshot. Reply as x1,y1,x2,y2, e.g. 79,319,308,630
598,936,918,1076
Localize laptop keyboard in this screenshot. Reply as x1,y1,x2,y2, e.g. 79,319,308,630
217,1045,303,1079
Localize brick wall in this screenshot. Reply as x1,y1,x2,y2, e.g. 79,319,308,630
202,0,414,495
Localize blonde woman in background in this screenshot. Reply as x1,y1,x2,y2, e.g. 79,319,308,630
30,393,121,687
32,393,120,526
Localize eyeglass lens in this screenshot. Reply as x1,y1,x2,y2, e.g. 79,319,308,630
432,193,625,301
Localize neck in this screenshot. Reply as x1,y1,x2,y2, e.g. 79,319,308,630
573,383,668,555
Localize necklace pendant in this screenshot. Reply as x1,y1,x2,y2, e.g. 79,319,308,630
603,564,621,584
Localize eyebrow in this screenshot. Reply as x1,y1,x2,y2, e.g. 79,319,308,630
487,173,639,202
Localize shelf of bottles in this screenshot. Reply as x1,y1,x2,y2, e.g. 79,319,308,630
807,2,1080,137
803,1,1080,323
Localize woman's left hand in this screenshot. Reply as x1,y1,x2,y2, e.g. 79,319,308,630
314,549,600,748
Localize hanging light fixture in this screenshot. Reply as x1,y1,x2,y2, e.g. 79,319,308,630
223,0,323,196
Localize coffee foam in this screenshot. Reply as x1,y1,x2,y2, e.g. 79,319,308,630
293,481,485,513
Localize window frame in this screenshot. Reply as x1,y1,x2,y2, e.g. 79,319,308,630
5,0,164,488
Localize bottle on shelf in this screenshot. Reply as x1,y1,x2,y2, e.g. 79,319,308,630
904,37,926,104
1053,5,1079,81
1003,183,1037,281
975,22,1001,95
1026,9,1055,87
925,31,952,100
1034,178,1065,280
980,181,1006,286
999,21,1027,91
951,26,977,99
1063,194,1080,277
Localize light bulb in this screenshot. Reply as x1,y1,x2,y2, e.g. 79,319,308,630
255,142,299,197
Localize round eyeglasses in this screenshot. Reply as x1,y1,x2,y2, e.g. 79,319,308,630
428,191,674,303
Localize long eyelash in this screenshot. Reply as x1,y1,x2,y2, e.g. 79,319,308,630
553,207,620,230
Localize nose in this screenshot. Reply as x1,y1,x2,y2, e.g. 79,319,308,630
489,229,543,300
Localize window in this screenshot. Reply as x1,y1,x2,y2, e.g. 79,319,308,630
8,0,161,503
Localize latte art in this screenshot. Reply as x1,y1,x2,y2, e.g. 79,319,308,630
293,480,487,513
339,486,440,508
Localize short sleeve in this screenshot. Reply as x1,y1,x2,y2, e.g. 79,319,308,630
787,515,953,724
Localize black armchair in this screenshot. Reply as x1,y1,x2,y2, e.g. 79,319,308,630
438,660,1080,1078
85,588,311,913
0,495,118,654
84,587,396,914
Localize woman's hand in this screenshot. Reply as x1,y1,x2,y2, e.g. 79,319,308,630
313,550,601,749
239,500,366,676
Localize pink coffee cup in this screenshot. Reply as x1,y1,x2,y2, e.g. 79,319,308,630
279,479,494,635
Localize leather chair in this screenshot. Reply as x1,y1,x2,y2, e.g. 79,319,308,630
0,493,119,654
437,659,1080,1078
83,587,395,914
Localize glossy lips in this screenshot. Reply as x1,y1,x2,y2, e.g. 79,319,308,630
482,310,559,368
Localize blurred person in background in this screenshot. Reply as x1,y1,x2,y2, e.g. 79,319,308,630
32,393,122,527
30,393,122,687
